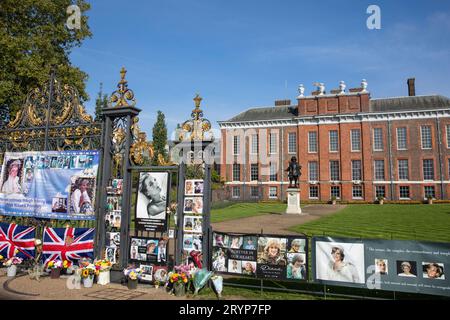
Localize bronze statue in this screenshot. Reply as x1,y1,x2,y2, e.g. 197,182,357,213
286,156,301,188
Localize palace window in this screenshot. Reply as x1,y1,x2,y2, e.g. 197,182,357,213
329,130,339,152
351,129,361,152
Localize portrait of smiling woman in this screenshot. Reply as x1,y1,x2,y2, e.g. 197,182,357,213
1,159,23,194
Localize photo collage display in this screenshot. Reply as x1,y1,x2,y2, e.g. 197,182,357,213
129,236,168,282
104,179,123,265
212,231,308,281
182,179,204,266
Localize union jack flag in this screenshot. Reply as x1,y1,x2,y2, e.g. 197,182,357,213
0,222,36,260
42,227,95,267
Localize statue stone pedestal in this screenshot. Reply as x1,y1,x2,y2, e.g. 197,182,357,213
286,188,303,214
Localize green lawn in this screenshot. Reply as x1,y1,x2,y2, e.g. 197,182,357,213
211,202,287,223
289,204,450,243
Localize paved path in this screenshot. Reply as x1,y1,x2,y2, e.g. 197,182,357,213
211,204,347,235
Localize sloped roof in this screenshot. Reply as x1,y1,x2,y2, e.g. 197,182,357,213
220,95,450,123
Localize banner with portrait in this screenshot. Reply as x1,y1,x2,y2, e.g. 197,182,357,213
313,236,450,297
0,151,99,220
211,231,308,281
135,172,169,232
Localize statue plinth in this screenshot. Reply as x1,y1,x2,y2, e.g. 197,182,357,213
286,188,303,214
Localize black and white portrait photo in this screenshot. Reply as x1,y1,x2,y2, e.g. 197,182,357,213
105,246,117,264
315,241,365,284
136,171,169,220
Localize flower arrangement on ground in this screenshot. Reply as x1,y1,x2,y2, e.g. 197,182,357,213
168,264,193,296
123,266,143,290
94,259,112,285
4,256,23,277
80,263,98,288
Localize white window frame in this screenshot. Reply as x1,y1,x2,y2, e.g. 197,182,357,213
269,186,278,199
330,186,341,199
269,133,277,154
398,159,409,180
288,132,297,154
269,162,278,182
308,131,318,153
352,185,363,199
374,160,385,181
308,161,319,181
232,186,240,199
351,129,361,152
423,159,434,181
351,160,362,181
329,130,339,152
421,125,432,150
250,163,259,181
330,160,340,181
424,186,435,199
396,127,407,150
232,163,240,182
251,134,259,155
399,186,410,200
233,135,240,155
375,186,386,199
309,185,319,199
373,128,383,151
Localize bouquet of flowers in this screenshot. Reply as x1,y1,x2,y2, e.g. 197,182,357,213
78,257,92,268
94,259,112,272
169,264,192,285
47,260,70,269
4,256,23,267
123,267,142,280
81,263,99,279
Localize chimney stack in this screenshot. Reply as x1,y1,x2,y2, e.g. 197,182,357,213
274,99,291,106
407,78,415,96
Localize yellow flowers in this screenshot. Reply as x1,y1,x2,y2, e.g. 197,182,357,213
0,255,4,260
63,260,69,268
48,261,54,268
82,269,89,278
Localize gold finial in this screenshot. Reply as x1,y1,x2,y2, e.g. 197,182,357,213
109,67,136,108
193,94,202,108
119,67,127,84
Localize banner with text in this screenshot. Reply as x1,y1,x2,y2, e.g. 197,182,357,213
0,150,99,220
313,236,450,297
212,231,308,281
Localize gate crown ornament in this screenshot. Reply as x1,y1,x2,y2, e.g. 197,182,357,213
179,94,213,142
109,67,136,108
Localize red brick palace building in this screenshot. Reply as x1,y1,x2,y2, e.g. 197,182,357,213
218,79,450,202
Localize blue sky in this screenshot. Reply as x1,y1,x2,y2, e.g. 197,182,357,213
70,0,450,138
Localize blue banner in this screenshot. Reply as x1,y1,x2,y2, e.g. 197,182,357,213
0,150,100,220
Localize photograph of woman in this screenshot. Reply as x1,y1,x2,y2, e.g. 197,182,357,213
289,239,306,253
70,178,94,214
185,180,194,195
422,262,445,280
228,259,241,274
1,159,23,194
229,236,242,249
375,259,388,275
242,261,256,276
326,246,360,283
212,248,227,272
213,233,226,247
397,261,417,277
315,241,364,284
137,172,168,218
192,197,203,214
258,238,287,266
287,253,306,280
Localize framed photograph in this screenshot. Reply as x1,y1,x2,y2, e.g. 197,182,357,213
168,229,175,239
185,179,204,196
135,172,169,232
422,262,445,280
69,176,96,215
107,232,120,247
396,260,417,278
315,241,365,284
105,246,117,264
140,264,154,282
212,247,228,272
129,236,167,265
0,158,24,194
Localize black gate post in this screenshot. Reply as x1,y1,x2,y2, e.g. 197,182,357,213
175,162,186,265
202,163,212,270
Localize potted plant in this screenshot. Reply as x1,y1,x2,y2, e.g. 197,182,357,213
94,259,112,285
377,196,385,205
123,266,142,290
330,196,337,205
80,263,98,288
4,256,23,277
47,260,64,279
426,195,433,205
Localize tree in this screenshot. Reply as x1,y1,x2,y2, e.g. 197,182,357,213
152,111,168,165
0,0,92,118
94,83,108,121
